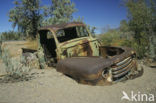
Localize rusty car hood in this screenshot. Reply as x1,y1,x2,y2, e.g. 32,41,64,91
56,46,136,79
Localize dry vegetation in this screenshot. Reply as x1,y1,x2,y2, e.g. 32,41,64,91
0,41,41,83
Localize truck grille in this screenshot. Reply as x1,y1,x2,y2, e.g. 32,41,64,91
111,57,134,81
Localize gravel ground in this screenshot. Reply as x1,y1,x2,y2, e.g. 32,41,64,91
0,64,156,103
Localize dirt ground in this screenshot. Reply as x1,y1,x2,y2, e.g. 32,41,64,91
0,63,156,103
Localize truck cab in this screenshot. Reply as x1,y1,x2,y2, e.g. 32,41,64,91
38,22,100,65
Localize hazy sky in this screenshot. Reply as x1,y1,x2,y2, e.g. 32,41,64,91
0,0,127,34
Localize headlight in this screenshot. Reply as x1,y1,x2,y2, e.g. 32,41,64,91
102,68,109,78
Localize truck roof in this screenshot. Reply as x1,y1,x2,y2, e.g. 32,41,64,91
39,22,85,32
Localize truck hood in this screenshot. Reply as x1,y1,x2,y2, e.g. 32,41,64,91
56,46,136,79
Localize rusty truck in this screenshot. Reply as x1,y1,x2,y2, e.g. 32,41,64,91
32,22,143,85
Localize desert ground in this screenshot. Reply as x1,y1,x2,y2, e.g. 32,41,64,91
0,62,156,103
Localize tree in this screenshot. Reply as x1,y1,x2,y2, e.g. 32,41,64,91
43,0,76,25
148,0,156,60
9,0,42,39
124,0,156,59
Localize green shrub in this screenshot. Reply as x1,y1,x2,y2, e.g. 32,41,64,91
99,29,124,46
0,37,2,58
0,31,23,41
0,42,2,59
2,49,31,80
99,30,148,59
37,45,46,69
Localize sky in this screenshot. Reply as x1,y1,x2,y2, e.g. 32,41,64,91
0,0,127,34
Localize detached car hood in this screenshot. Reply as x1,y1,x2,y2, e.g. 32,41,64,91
56,46,136,79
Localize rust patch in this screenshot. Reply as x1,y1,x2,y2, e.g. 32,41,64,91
82,39,93,56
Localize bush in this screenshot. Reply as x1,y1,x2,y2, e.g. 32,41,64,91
99,29,149,59
99,29,125,46
37,44,46,69
0,41,2,59
0,31,23,41
2,48,32,80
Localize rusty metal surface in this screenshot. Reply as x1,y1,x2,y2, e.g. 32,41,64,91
56,46,139,85
58,37,99,60
39,22,85,32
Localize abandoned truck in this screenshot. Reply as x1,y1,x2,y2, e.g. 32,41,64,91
35,22,143,85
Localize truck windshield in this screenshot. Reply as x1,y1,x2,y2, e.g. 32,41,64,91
56,26,89,43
